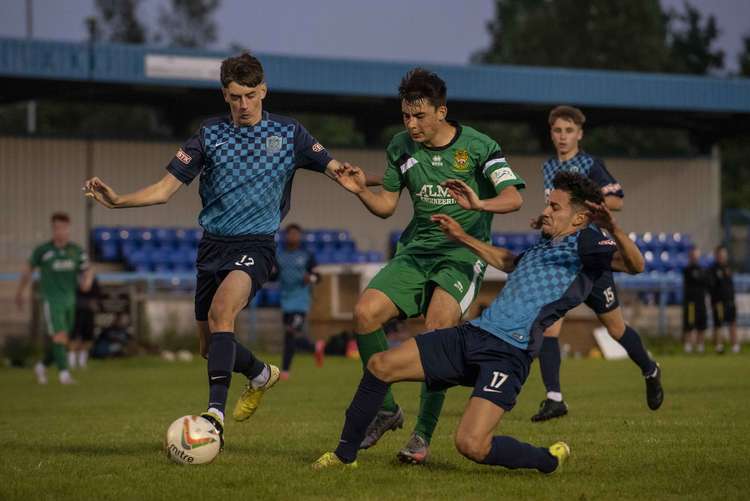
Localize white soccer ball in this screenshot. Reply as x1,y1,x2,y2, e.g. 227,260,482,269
165,415,221,465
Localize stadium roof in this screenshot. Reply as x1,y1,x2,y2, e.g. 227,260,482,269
1,37,750,141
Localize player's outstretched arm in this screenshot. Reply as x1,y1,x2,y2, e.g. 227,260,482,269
14,263,33,311
585,201,644,274
431,214,516,272
335,163,399,218
83,173,183,209
442,179,522,214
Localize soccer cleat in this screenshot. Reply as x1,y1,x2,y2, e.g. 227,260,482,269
311,452,357,470
359,406,404,450
645,363,664,410
34,362,48,385
59,370,76,385
232,364,280,422
200,410,225,450
531,399,568,422
547,441,571,473
396,432,430,465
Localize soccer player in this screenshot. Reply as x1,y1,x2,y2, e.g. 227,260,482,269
708,245,740,354
312,172,644,471
336,68,525,464
15,212,93,384
275,223,322,379
83,53,357,447
69,277,101,369
530,105,663,422
682,248,708,353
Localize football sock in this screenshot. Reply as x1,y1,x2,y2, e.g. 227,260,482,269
233,339,265,379
251,365,270,388
335,369,388,463
617,326,657,376
282,331,295,372
356,329,398,412
546,391,563,402
67,351,77,369
52,342,68,371
78,350,88,368
540,337,561,393
414,384,446,444
207,332,236,414
481,435,558,473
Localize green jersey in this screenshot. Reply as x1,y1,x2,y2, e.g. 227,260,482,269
383,123,525,256
29,241,88,304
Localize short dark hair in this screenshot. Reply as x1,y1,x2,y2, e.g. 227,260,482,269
552,171,603,208
50,212,70,223
220,53,264,88
285,223,302,233
549,105,586,127
398,68,447,108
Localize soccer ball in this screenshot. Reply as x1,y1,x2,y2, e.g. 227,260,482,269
164,415,221,465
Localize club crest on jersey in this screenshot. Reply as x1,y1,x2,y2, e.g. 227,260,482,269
266,135,283,153
453,149,470,172
568,165,580,173
312,143,325,153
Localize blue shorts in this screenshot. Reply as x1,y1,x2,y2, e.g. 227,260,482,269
584,271,619,314
414,323,532,411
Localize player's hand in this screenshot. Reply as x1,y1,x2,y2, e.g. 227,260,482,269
530,215,544,230
336,162,368,194
83,177,120,208
431,214,466,242
585,200,617,233
442,179,483,211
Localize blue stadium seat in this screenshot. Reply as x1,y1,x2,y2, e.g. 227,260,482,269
353,251,369,264
492,234,508,247
263,288,281,307
367,251,384,263
99,242,119,261
154,228,177,244
315,251,334,265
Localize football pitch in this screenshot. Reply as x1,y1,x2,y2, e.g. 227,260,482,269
2,351,748,500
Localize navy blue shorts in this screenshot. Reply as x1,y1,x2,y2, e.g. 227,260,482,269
585,271,619,314
414,323,532,411
712,300,737,326
194,233,276,321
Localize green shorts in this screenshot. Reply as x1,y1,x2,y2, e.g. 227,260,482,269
42,299,75,336
367,252,487,318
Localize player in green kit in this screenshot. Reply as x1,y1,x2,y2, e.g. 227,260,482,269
15,212,93,384
337,68,525,464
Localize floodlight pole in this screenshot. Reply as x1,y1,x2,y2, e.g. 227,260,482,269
26,0,36,134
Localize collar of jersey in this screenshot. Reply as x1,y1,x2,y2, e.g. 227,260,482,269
421,121,462,152
554,150,588,166
227,111,268,130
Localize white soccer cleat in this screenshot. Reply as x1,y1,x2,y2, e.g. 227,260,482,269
59,370,76,385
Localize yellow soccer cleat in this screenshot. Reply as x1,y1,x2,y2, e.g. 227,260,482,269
311,452,358,470
232,364,280,422
548,441,571,473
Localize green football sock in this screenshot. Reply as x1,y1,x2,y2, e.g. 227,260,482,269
52,342,68,371
356,329,398,412
414,384,446,444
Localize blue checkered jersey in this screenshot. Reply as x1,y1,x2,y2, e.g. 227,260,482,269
166,112,333,236
276,247,317,313
470,226,616,356
542,152,623,201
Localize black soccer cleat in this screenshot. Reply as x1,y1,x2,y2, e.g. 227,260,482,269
531,399,568,422
200,412,225,451
645,363,664,410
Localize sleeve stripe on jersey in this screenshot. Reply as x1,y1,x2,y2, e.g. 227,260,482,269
482,157,507,175
602,183,623,195
400,157,418,174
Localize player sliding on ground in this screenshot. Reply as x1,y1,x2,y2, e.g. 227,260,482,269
313,172,646,471
336,68,525,464
83,52,361,449
530,106,663,422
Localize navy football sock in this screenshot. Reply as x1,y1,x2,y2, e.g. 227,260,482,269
334,369,389,463
234,339,265,379
617,326,657,376
207,332,236,414
282,331,295,372
481,435,558,473
539,337,562,394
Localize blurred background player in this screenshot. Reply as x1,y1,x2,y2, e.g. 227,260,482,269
682,248,709,353
531,105,661,422
313,172,645,472
83,52,355,447
337,68,525,464
275,223,323,379
709,245,740,354
69,276,102,369
15,212,93,384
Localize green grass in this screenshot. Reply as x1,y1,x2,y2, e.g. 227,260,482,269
1,352,749,500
